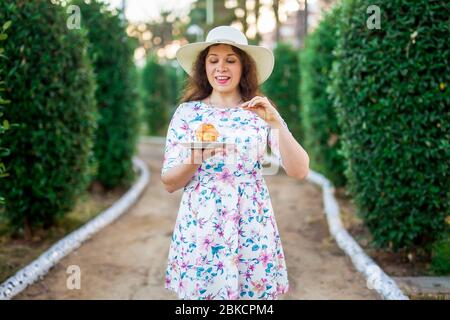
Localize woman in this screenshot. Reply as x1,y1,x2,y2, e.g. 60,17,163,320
161,26,309,300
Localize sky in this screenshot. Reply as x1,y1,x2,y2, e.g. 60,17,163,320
105,0,320,63
106,0,311,34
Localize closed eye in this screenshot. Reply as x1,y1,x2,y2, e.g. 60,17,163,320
210,60,236,63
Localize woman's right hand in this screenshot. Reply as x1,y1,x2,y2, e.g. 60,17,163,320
190,146,225,165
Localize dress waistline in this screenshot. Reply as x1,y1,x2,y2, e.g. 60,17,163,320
185,170,264,189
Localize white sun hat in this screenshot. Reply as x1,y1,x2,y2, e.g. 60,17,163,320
176,25,275,85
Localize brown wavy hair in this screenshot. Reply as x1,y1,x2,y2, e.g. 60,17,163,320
179,44,277,109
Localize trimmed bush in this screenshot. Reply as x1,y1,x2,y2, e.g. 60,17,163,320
140,54,170,136
431,235,450,275
165,61,183,110
72,0,140,189
0,0,97,232
329,0,449,250
0,20,13,206
300,6,346,187
263,42,303,140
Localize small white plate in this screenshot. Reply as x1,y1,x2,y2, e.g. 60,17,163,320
180,142,229,149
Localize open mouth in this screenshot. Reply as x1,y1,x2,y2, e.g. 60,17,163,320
215,76,231,85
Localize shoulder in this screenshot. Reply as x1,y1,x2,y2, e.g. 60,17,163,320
175,101,199,112
174,101,203,116
170,101,199,122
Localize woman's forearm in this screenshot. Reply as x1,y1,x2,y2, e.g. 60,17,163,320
161,153,201,193
270,115,310,180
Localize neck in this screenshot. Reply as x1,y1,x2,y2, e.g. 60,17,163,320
209,91,242,107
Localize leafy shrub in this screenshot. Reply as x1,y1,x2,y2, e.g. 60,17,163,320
0,0,97,231
300,6,346,187
0,20,13,206
72,0,140,189
263,42,303,140
430,234,450,275
329,0,449,250
140,54,170,136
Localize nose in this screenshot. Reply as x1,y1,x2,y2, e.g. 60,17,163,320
216,60,228,72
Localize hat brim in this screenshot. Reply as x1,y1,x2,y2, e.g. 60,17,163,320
176,41,274,86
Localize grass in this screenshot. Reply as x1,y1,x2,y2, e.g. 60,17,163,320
334,187,447,278
0,183,128,283
334,187,449,300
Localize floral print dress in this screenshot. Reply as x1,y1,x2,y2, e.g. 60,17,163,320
162,100,290,300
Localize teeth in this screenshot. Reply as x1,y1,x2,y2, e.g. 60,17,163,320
216,77,230,80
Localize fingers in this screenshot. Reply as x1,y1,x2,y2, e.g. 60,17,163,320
190,148,203,164
203,146,225,159
242,96,265,109
190,145,228,165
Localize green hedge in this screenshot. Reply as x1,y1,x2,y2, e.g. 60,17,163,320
72,0,140,189
140,54,170,136
263,42,303,140
329,0,449,250
431,234,450,275
0,0,97,231
0,20,12,205
165,61,184,110
300,6,346,187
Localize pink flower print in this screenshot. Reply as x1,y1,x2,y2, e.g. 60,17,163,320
225,236,234,248
194,181,201,193
179,121,190,133
213,222,222,232
198,217,207,229
248,264,256,272
244,270,253,281
205,292,219,300
251,280,266,295
220,207,229,218
227,287,239,300
229,211,241,225
180,260,191,271
216,167,235,186
170,260,178,271
232,253,243,267
276,283,289,294
257,202,264,215
237,163,244,170
195,255,204,266
216,261,224,272
201,234,214,251
165,276,171,287
178,280,185,291
259,250,271,269
255,179,262,192
250,169,259,179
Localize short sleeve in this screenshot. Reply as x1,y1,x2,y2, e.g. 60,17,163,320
161,103,191,176
267,112,289,168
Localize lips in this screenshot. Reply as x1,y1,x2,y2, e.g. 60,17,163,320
215,76,231,85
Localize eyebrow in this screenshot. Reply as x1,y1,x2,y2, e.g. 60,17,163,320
207,53,237,57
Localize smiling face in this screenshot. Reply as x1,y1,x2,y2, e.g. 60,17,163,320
205,44,242,94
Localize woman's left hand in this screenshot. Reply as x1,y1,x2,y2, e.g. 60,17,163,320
240,96,282,127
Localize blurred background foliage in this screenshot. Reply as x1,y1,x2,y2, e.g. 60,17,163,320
0,0,447,274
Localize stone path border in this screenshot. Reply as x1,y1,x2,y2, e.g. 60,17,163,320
266,154,408,300
0,139,409,300
0,157,150,300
